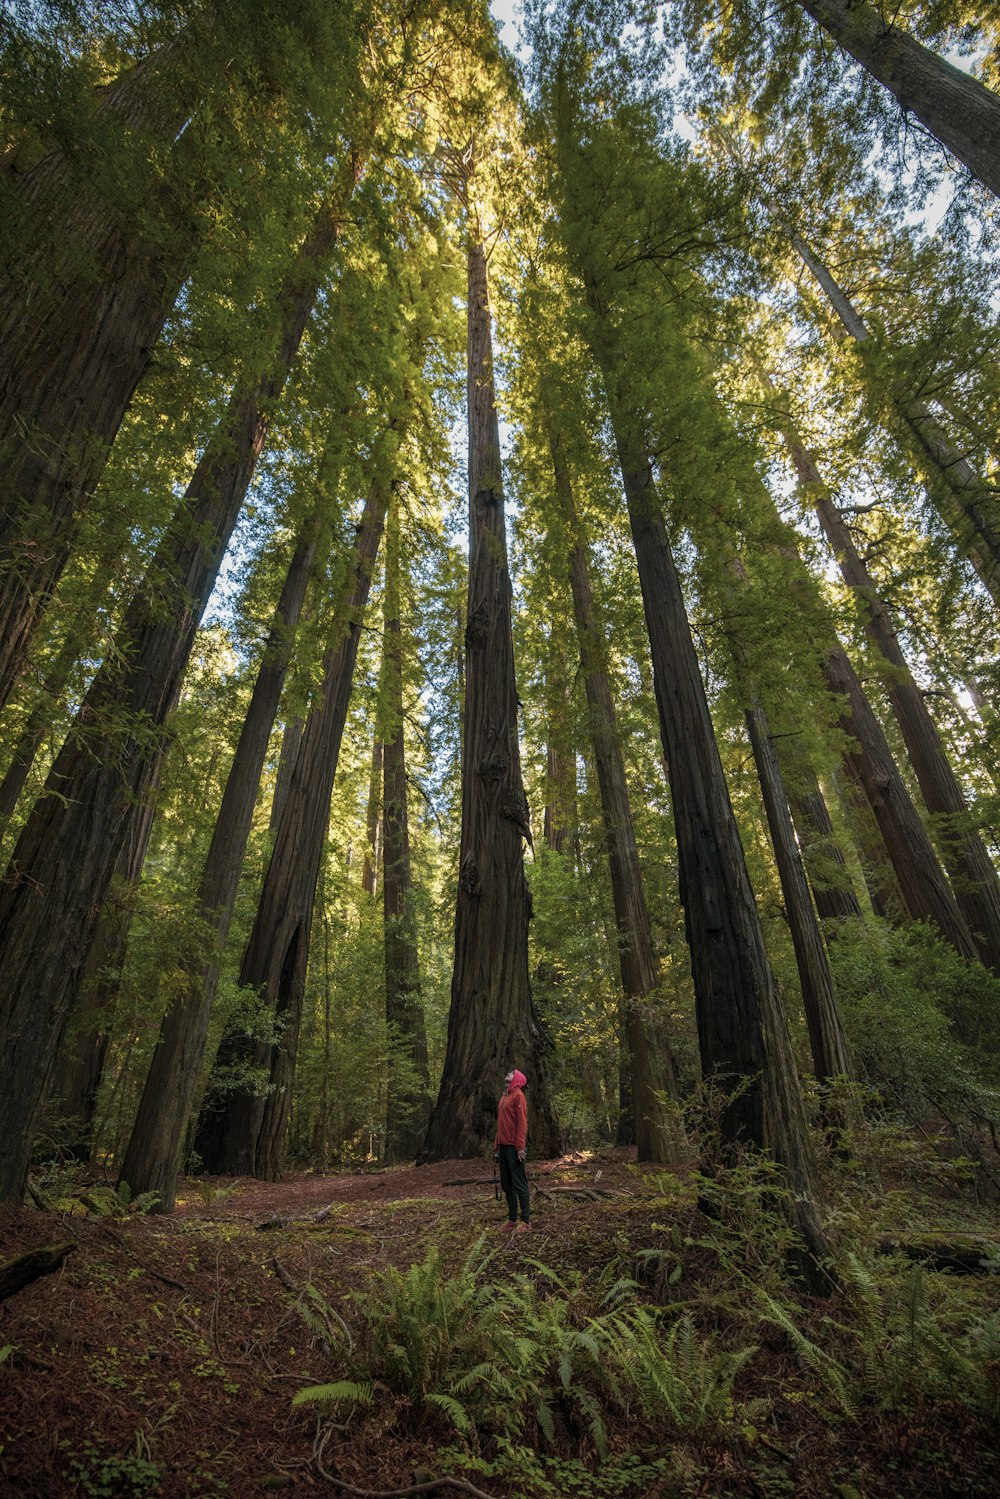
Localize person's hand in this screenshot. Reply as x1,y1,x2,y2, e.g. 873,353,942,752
517,1148,526,1162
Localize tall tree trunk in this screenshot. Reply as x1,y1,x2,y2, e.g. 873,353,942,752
835,760,908,923
796,0,1000,199
118,517,319,1208
362,736,384,896
745,700,853,1083
794,237,1000,604
0,190,343,1202
423,234,560,1160
821,645,981,963
554,428,679,1161
46,794,158,1160
775,394,1000,974
786,776,864,923
580,288,830,1281
196,471,390,1179
0,31,214,712
382,503,431,1161
0,633,82,833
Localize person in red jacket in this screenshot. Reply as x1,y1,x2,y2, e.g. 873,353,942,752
494,1068,530,1232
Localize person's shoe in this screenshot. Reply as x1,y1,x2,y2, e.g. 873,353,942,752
514,1221,531,1234
496,1220,516,1231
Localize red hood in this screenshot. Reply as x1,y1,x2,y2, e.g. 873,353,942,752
509,1069,527,1090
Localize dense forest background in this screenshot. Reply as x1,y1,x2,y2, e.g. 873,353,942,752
0,0,998,1252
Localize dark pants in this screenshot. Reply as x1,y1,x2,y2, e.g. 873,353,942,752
498,1144,530,1222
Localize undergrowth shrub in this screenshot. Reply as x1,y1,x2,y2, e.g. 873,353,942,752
293,1237,762,1458
828,920,1000,1124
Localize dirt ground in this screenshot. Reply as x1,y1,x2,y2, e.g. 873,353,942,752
1,1148,997,1498
0,1151,637,1498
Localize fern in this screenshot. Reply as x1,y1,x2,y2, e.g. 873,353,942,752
292,1380,373,1410
752,1286,856,1417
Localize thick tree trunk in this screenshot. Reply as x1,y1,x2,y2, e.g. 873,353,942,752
781,411,1000,974
542,738,574,855
0,32,209,713
382,506,431,1162
821,645,981,962
796,0,1000,199
46,795,157,1160
555,432,679,1161
423,235,560,1160
794,239,1000,604
0,632,82,832
745,700,853,1083
196,473,389,1180
0,195,340,1202
612,421,830,1275
579,281,830,1277
119,519,318,1208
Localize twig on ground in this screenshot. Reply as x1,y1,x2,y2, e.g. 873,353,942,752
314,1423,497,1499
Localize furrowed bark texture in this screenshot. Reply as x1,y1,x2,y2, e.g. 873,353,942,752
821,645,981,963
0,200,338,1202
797,0,1000,198
382,507,431,1161
786,779,864,923
423,237,560,1160
578,274,829,1274
45,795,157,1160
0,35,212,711
120,520,318,1209
554,431,679,1161
782,413,1000,974
196,476,388,1180
795,239,1000,604
607,404,830,1273
746,701,853,1082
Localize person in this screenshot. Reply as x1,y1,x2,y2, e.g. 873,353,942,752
494,1067,531,1233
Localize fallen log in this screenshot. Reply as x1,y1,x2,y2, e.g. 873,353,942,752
0,1241,75,1302
877,1235,1000,1275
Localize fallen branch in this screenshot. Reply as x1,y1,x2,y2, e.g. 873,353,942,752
0,1241,75,1302
315,1424,496,1498
272,1257,298,1294
877,1235,1000,1274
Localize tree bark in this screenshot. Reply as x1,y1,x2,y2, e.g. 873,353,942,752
745,700,854,1082
794,237,1000,604
786,777,864,923
118,517,319,1208
422,234,560,1160
382,503,431,1162
554,429,679,1161
0,32,213,712
821,644,981,962
797,0,1000,199
835,760,908,923
196,472,389,1179
778,402,1000,974
45,793,157,1160
0,192,342,1202
579,281,830,1278
362,736,384,896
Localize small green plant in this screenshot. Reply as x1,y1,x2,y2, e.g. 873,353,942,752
60,1435,161,1496
78,1182,159,1218
839,1255,1000,1416
604,1306,762,1432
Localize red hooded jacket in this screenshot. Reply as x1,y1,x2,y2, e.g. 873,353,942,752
494,1070,528,1151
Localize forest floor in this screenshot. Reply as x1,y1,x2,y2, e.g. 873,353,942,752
1,1145,998,1498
